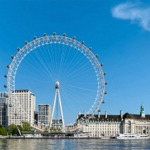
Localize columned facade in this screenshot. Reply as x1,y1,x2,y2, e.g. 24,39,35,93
76,113,123,137
76,106,150,137
123,113,150,134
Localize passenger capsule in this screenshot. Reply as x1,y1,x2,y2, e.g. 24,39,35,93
33,36,37,40
72,36,76,40
81,41,84,45
24,41,28,45
17,47,21,51
4,75,7,78
11,56,14,59
63,33,66,37
89,47,92,51
98,109,101,112
53,32,56,36
43,33,47,37
4,85,7,88
9,104,13,107
95,54,98,58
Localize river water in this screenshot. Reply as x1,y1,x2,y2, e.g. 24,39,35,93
0,139,150,150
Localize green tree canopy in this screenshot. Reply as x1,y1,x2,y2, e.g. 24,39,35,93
8,124,18,135
22,122,30,131
0,126,7,136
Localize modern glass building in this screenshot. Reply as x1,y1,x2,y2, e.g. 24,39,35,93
38,104,51,127
0,92,8,127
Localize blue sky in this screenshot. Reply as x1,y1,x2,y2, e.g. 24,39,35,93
1,0,150,123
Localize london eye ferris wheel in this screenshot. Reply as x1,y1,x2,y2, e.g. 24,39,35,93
5,33,107,124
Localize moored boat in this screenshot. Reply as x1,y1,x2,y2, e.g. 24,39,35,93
116,134,150,139
73,132,90,138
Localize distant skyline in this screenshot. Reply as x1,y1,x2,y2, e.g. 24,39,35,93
1,0,150,123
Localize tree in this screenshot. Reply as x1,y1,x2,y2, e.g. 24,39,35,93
44,126,50,132
50,126,56,132
0,126,7,136
8,124,16,135
22,122,30,131
17,125,23,132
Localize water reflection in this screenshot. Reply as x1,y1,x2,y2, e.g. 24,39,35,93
0,139,150,150
0,139,8,150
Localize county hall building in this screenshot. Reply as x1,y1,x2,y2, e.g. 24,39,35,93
75,105,150,137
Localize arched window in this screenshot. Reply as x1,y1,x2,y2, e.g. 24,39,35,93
128,121,131,133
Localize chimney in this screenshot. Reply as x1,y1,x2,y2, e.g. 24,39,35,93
84,112,86,117
98,111,100,119
105,111,107,119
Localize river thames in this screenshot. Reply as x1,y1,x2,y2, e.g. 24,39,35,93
0,139,150,150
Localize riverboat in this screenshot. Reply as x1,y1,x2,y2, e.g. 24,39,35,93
74,132,90,138
116,134,150,139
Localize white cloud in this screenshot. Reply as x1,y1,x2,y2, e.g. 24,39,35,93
112,2,150,31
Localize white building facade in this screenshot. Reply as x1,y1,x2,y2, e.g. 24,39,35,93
76,106,150,137
123,105,150,135
8,89,36,126
76,112,122,137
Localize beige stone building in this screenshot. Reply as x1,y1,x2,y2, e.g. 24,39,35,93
76,111,123,137
123,105,150,134
76,105,150,137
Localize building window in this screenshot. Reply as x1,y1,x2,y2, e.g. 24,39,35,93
128,121,131,133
